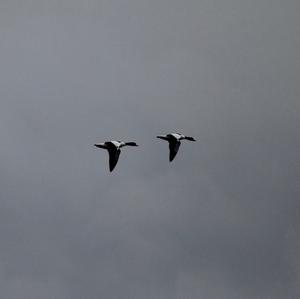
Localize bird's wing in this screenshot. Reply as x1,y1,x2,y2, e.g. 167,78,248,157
108,148,121,172
169,140,181,162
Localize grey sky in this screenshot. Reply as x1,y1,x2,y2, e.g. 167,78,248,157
0,0,299,298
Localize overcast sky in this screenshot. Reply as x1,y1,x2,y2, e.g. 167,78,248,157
0,0,299,298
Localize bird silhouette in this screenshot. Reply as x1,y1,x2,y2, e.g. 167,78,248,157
94,140,138,171
157,133,196,162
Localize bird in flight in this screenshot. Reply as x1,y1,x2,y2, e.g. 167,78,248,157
157,133,196,162
94,140,138,172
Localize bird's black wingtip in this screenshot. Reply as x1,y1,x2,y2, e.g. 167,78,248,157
169,155,175,162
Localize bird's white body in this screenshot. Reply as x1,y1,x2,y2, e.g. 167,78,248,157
169,133,185,140
109,140,124,148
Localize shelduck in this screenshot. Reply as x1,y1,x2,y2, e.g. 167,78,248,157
157,133,196,162
94,140,138,171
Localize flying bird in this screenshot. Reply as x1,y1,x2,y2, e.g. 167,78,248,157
94,140,138,172
157,133,196,162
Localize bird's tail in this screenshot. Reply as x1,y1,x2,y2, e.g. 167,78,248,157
124,142,139,147
184,136,196,141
